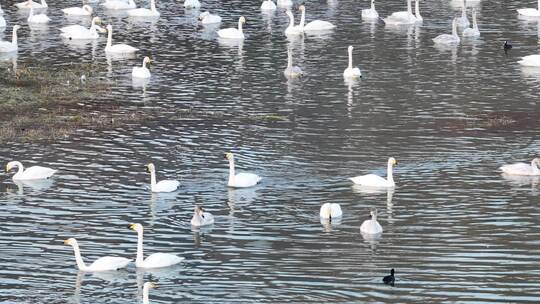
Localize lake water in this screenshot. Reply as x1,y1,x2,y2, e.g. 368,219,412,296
1,0,539,302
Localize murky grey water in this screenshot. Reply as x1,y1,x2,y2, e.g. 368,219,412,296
1,0,539,302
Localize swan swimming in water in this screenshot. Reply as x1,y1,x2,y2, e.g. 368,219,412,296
16,0,47,9
101,0,136,10
518,54,540,66
146,163,180,192
518,0,540,17
105,24,139,54
277,0,293,8
132,56,151,79
0,25,21,53
184,0,201,9
225,152,262,188
284,10,302,36
217,16,246,39
456,0,470,27
6,160,56,180
362,0,379,20
360,208,383,235
129,223,184,268
260,0,276,11
64,238,131,271
62,4,93,16
343,45,362,79
128,0,159,17
462,9,480,37
299,5,336,32
191,206,215,227
284,48,303,78
61,17,105,40
384,0,416,25
199,11,221,25
350,157,397,188
28,6,50,23
432,18,460,45
499,158,540,175
319,203,343,220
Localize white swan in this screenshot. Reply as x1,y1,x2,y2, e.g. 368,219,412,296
414,0,423,22
28,6,50,24
361,0,379,20
6,160,56,180
15,0,47,9
299,5,336,31
184,0,201,9
64,238,131,272
129,223,184,268
128,0,159,17
518,0,540,17
284,48,303,78
320,203,343,219
349,157,397,188
277,0,293,8
0,3,4,14
225,152,262,188
143,282,156,304
261,0,276,11
199,11,222,25
384,0,416,25
499,158,540,175
432,18,460,45
463,9,480,37
101,0,136,10
456,0,470,27
146,163,179,192
61,17,105,40
360,208,383,234
191,206,215,227
132,56,151,79
284,10,302,36
0,25,20,53
217,16,246,40
62,4,93,16
519,54,540,66
105,24,139,54
0,15,6,28
343,45,362,79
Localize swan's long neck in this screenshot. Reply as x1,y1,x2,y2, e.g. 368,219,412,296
472,11,477,30
287,49,293,68
11,29,18,47
142,59,147,68
387,162,394,185
287,13,295,29
452,20,457,37
71,243,88,271
13,161,24,175
407,0,412,15
415,0,421,19
106,27,112,48
29,6,34,18
143,284,150,304
371,0,375,10
150,0,157,12
348,47,353,69
237,19,243,33
228,158,235,186
150,169,156,191
300,9,305,28
136,229,144,265
41,0,47,8
461,0,466,18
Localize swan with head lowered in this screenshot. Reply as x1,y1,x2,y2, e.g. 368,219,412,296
102,0,136,10
518,0,540,17
146,163,179,192
129,223,184,268
199,11,222,24
6,160,56,180
299,5,336,32
343,45,362,79
360,208,383,235
143,282,156,304
217,16,246,39
15,0,47,9
105,24,139,54
64,238,131,272
499,158,540,175
349,157,397,188
462,9,480,37
225,152,262,188
284,48,303,78
132,56,151,79
61,17,106,40
128,0,159,17
62,4,93,16
362,0,379,20
320,203,343,220
432,18,460,45
28,6,50,24
0,25,20,53
191,206,215,227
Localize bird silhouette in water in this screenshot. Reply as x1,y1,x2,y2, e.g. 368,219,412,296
504,40,513,53
383,268,395,286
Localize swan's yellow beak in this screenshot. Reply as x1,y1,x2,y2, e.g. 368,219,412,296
129,223,136,230
63,239,71,245
5,165,9,173
393,159,398,165
150,282,157,289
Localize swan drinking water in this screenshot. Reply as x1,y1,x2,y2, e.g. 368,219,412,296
6,160,56,180
499,158,540,175
343,45,362,79
62,4,93,16
462,9,480,37
128,0,159,17
349,157,397,188
64,238,131,271
360,208,383,235
0,25,21,53
105,24,139,54
217,16,246,39
298,5,336,32
517,0,540,17
225,152,262,188
432,18,460,45
191,206,215,227
284,48,303,78
320,203,343,220
129,223,184,268
146,163,179,192
361,0,379,20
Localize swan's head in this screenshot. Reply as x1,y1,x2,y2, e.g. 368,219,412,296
388,157,397,166
194,205,204,215
129,223,143,232
12,25,21,32
348,45,354,52
143,56,151,65
5,161,18,173
146,163,156,173
370,208,378,218
64,238,77,246
532,158,540,167
225,152,234,161
239,16,246,24
144,282,157,290
83,5,93,14
299,5,305,12
92,17,102,24
199,11,210,20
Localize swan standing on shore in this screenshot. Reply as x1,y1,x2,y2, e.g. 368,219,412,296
362,0,379,20
360,208,383,234
349,157,397,188
499,158,540,175
105,24,139,54
16,0,47,9
218,16,246,39
6,160,56,180
299,5,336,31
463,9,480,37
145,163,179,192
191,206,215,227
132,56,151,79
28,6,50,23
343,45,362,79
225,152,261,188
199,11,221,24
284,48,303,78
129,223,184,268
62,4,93,16
518,0,540,17
128,0,159,17
433,18,460,45
64,238,131,271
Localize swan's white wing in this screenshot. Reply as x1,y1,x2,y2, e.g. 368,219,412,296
89,256,131,271
233,173,261,188
61,24,86,33
360,219,383,234
330,204,343,218
18,166,56,180
108,44,139,53
62,7,89,15
154,180,180,192
517,8,540,17
349,174,389,187
304,20,335,31
132,66,151,78
142,253,184,268
500,163,535,175
217,28,242,39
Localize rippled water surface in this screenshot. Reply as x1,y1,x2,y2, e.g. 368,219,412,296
1,0,540,302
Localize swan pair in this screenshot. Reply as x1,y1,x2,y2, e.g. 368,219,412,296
146,163,179,192
105,24,139,54
191,206,215,227
500,158,540,175
61,17,106,40
102,0,136,10
384,0,422,25
199,11,221,25
350,157,397,188
28,6,50,24
518,0,540,17
225,152,262,188
62,4,93,16
462,9,480,37
218,16,246,40
284,48,303,78
5,160,56,180
0,25,21,53
128,0,159,17
432,18,460,45
15,0,47,10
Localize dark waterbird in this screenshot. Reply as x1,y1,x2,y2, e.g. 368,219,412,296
383,268,395,286
504,40,513,51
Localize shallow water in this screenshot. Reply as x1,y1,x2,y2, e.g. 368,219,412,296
1,0,540,302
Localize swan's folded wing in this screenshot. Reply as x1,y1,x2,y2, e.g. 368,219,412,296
90,256,131,271
500,163,533,175
235,172,261,187
22,166,56,179
349,174,387,187
143,253,184,268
